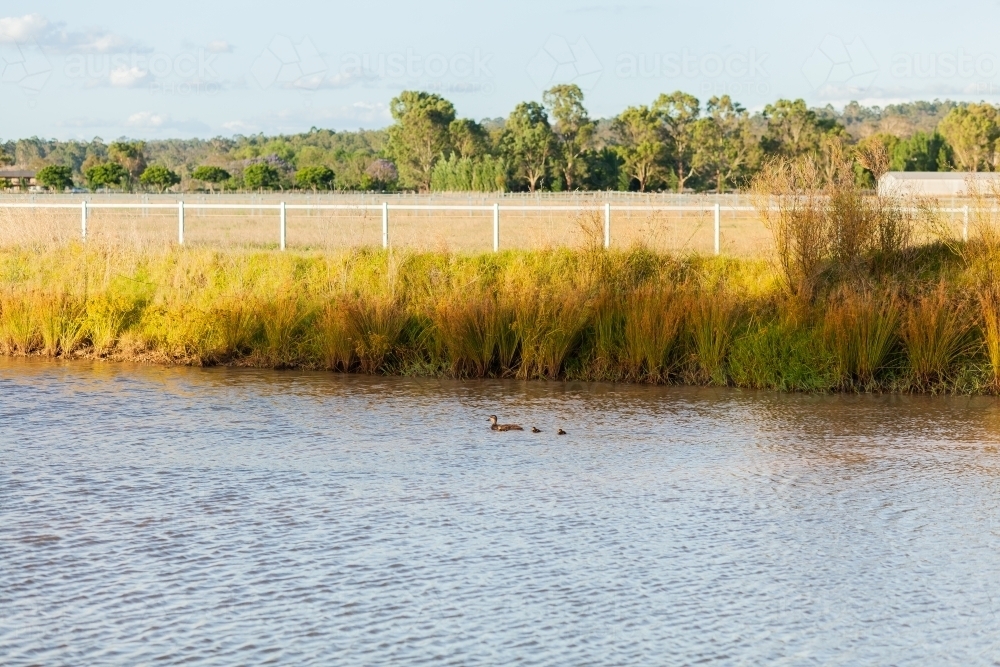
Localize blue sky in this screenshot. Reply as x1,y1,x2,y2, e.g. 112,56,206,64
2,0,1000,140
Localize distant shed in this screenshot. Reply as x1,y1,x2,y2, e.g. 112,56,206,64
878,171,1000,197
0,168,37,187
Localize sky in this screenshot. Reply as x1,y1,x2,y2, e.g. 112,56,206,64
2,0,1000,140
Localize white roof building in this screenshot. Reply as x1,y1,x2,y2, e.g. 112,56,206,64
878,171,1000,197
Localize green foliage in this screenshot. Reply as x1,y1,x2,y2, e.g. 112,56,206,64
729,318,836,391
108,141,147,182
139,165,181,192
36,165,73,191
385,91,456,191
295,165,335,191
544,84,595,190
937,103,1000,171
501,102,555,192
613,105,667,191
191,166,231,190
761,98,844,158
84,161,129,190
430,154,508,192
890,132,949,172
243,163,281,190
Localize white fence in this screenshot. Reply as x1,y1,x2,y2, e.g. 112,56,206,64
0,197,978,252
0,200,747,253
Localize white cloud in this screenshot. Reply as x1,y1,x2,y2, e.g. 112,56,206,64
125,111,166,128
0,13,49,43
109,65,148,87
0,13,142,53
124,111,210,134
206,40,232,54
222,119,257,133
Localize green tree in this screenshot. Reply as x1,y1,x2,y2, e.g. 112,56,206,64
761,99,843,158
108,141,147,185
84,162,129,191
385,91,456,191
448,118,490,158
36,165,73,191
937,104,1000,171
295,165,335,191
692,96,761,192
890,132,949,171
243,163,280,190
653,91,701,192
613,105,668,191
191,166,231,192
543,84,595,191
139,165,181,192
501,102,555,192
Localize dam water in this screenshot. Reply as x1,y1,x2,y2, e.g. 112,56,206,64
2,359,999,664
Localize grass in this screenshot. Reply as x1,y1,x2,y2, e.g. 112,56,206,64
0,236,995,394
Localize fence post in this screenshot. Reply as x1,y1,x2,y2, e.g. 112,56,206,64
382,202,389,249
493,203,499,252
178,201,185,245
963,205,969,242
714,203,721,255
81,201,87,242
604,202,611,249
279,201,286,250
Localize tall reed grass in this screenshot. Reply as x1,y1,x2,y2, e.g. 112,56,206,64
0,218,995,393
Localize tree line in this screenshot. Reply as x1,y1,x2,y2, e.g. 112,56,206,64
1,93,997,194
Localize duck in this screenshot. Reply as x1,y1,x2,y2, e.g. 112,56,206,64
557,428,567,435
531,427,541,433
489,415,523,432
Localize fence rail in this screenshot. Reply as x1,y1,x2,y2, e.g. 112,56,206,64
0,199,978,252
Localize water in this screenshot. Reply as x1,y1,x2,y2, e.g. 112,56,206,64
2,359,1000,665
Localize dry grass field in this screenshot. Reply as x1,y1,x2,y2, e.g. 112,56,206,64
0,192,972,255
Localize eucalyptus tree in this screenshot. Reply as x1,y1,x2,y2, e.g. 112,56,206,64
543,84,595,191
937,103,1000,171
501,101,554,192
613,105,667,192
652,91,700,192
386,91,456,190
692,96,761,192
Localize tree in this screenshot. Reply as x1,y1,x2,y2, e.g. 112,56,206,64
243,163,280,190
364,159,398,190
691,96,761,193
36,165,73,191
937,104,1000,171
652,91,701,192
761,99,843,158
890,132,949,172
448,119,490,159
191,166,231,192
84,162,129,191
295,165,335,191
108,141,147,185
385,91,456,191
501,102,554,192
613,105,668,191
139,165,181,192
543,84,595,191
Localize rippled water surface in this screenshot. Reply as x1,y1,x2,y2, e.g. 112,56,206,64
3,359,1000,665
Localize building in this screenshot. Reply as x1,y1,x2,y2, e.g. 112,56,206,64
878,171,1000,197
0,168,38,188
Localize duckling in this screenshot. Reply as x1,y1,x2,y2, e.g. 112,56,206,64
557,428,567,435
489,415,524,432
531,427,541,433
